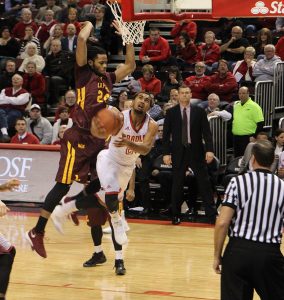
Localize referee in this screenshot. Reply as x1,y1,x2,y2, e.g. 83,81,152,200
213,140,284,300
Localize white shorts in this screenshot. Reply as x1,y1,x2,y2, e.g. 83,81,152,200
96,149,134,201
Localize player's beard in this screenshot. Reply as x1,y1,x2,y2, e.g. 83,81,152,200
133,108,144,115
90,66,106,78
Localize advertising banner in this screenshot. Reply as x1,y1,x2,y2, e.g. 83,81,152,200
213,0,284,17
0,146,82,203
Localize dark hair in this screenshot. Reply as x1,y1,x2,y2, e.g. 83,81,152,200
133,91,154,107
251,140,274,167
149,27,160,33
15,117,27,125
180,32,191,44
274,128,284,137
167,65,182,82
0,26,10,36
57,105,69,114
87,45,107,60
257,27,272,45
256,131,268,138
117,89,128,100
218,59,229,67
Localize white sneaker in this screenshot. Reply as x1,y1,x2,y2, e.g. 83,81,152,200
102,226,112,234
51,205,68,234
111,213,128,245
121,210,130,232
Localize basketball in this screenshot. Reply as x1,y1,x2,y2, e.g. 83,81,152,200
96,108,121,136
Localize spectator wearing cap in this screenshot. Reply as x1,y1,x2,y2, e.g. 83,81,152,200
11,117,40,144
0,74,30,143
52,105,73,143
22,62,46,107
27,104,53,144
205,59,238,104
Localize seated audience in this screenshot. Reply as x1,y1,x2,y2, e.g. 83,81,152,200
253,28,273,57
35,9,58,45
18,26,41,57
54,89,76,121
44,38,75,104
0,74,30,142
205,93,232,121
232,46,256,84
147,93,163,121
274,128,284,158
62,7,81,36
18,42,46,73
167,88,179,106
220,26,249,67
114,90,129,112
43,24,64,55
175,32,197,69
138,64,161,96
275,17,284,34
184,61,210,105
159,66,182,102
61,23,78,52
52,105,73,143
205,59,238,103
80,0,101,21
253,44,282,82
275,36,284,61
170,20,197,45
58,0,81,23
22,61,46,106
10,117,40,144
34,0,62,23
238,131,269,174
27,104,53,144
139,27,175,69
0,27,21,61
111,64,141,102
12,8,38,40
0,60,17,91
196,31,220,70
52,124,68,145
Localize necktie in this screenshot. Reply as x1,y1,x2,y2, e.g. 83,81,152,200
182,108,188,146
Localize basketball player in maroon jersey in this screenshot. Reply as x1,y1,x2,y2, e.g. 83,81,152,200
26,21,136,258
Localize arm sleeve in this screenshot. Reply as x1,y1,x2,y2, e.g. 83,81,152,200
4,92,30,105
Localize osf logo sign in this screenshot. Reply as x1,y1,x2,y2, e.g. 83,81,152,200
251,1,284,14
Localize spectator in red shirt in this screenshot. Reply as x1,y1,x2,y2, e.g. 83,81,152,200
62,7,81,36
196,31,220,72
10,117,40,144
171,20,197,45
276,36,284,61
22,61,46,107
139,27,176,70
205,59,238,104
175,32,197,69
184,61,210,105
35,9,58,45
138,64,161,96
12,8,38,40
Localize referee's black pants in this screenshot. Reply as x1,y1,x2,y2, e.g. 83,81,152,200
221,238,284,300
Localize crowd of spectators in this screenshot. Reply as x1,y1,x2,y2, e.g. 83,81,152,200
0,1,284,218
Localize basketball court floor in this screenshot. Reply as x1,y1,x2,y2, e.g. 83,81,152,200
1,211,276,300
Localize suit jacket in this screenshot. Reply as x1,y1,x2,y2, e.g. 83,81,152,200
61,36,78,53
163,104,213,168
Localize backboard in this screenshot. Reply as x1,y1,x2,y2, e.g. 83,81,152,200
120,0,214,21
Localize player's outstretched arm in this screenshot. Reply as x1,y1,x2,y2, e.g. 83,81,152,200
77,21,94,66
112,20,136,82
114,120,158,155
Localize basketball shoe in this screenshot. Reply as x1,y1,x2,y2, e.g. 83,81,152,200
51,196,78,234
114,259,126,275
110,212,128,245
103,211,130,234
25,229,47,258
83,251,107,267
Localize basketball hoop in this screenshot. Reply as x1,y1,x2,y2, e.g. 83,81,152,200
107,0,146,45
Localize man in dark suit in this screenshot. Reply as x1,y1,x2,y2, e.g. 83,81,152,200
61,24,78,53
162,85,217,224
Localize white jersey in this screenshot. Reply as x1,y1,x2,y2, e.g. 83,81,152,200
107,109,151,167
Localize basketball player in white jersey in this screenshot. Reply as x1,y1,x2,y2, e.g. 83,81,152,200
51,92,158,247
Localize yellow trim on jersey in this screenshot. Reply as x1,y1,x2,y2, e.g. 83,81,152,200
62,142,76,184
77,87,86,110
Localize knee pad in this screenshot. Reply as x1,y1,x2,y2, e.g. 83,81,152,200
105,194,119,213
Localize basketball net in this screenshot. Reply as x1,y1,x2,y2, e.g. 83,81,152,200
107,0,146,45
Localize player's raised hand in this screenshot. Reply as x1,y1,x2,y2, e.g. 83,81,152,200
79,21,93,30
112,20,122,36
113,134,129,147
0,179,20,192
126,189,135,201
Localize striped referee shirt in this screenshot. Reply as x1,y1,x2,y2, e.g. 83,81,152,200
223,169,284,244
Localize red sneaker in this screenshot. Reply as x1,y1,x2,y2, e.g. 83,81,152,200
69,212,79,226
25,228,47,258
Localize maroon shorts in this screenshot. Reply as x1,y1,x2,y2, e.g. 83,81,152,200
86,206,110,226
55,126,105,184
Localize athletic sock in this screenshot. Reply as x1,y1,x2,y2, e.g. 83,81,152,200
34,216,48,233
94,245,103,253
115,250,123,260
